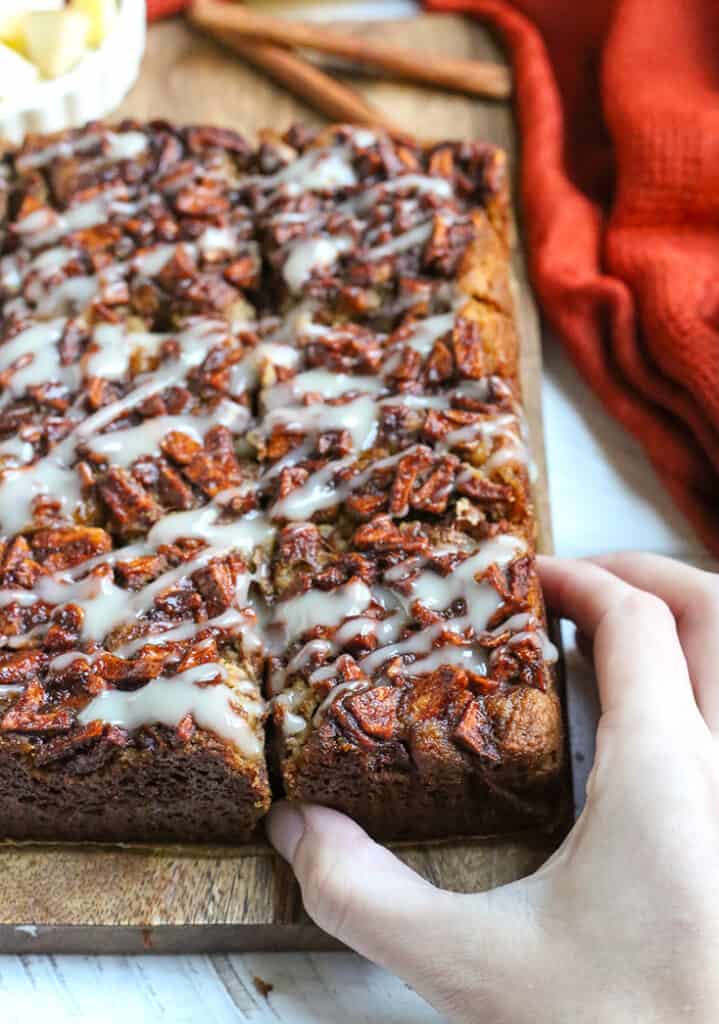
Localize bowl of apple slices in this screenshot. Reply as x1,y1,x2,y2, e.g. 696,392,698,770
0,0,145,144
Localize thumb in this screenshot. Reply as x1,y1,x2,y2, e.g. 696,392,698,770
266,801,447,970
266,800,513,1007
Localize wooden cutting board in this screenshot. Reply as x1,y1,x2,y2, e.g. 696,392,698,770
0,12,570,954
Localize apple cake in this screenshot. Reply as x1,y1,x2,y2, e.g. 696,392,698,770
0,120,562,841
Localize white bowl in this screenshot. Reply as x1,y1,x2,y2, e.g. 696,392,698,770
0,0,146,145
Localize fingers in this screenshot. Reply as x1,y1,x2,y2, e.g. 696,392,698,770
590,553,719,731
266,799,510,1009
266,801,452,970
537,556,697,726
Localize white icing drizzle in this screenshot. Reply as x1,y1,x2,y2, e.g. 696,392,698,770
49,650,100,671
269,448,412,521
344,174,453,216
115,608,254,657
47,493,269,585
0,319,77,400
484,434,530,470
264,372,513,510
390,534,525,631
17,132,100,170
439,412,520,453
0,255,22,292
314,678,368,719
261,394,380,453
0,491,274,656
229,341,300,394
396,308,459,358
3,628,43,649
268,638,333,697
77,662,265,758
0,309,228,421
85,322,143,381
261,369,384,411
198,226,238,256
356,618,447,676
86,316,227,385
32,274,99,317
0,437,33,466
0,454,81,536
10,238,225,318
316,620,488,685
333,613,405,649
146,506,273,555
84,401,249,468
491,611,532,634
496,613,558,663
350,129,377,148
288,638,334,672
407,642,487,676
131,243,179,278
39,244,83,271
247,146,358,192
377,173,453,198
366,221,433,261
16,185,130,250
2,245,77,297
272,610,406,701
283,236,352,292
275,579,372,645
272,688,308,736
0,588,48,608
27,543,248,642
0,683,26,696
104,131,148,162
391,393,453,410
28,245,79,275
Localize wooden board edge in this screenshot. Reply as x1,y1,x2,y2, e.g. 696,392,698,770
0,923,344,955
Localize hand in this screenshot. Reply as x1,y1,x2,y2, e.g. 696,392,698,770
266,553,719,1023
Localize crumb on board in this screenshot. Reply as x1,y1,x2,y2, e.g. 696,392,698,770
253,975,274,1000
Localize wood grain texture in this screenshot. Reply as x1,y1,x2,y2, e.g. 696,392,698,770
0,13,566,953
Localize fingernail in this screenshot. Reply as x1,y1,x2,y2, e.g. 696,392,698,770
266,801,305,863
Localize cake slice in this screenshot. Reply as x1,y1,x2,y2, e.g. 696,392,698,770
269,522,560,839
253,125,562,838
0,122,274,841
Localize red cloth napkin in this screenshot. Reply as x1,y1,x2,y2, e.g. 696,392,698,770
146,0,189,20
426,0,719,554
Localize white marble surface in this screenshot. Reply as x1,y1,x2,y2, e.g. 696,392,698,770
2,3,712,1018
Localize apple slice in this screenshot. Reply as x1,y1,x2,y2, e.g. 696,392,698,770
0,1,64,53
69,0,117,48
22,9,91,79
0,41,39,99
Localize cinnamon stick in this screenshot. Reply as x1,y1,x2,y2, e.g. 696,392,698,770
190,0,512,100
193,23,401,132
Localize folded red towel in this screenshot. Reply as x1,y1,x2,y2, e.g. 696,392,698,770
426,0,719,554
146,0,189,20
